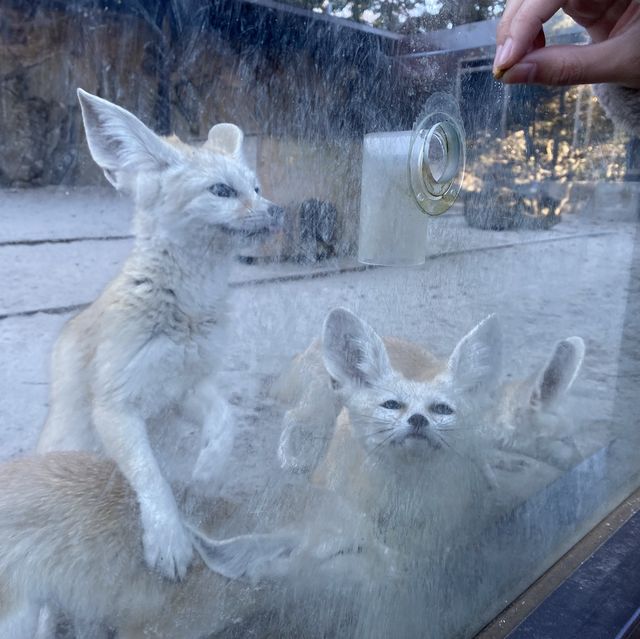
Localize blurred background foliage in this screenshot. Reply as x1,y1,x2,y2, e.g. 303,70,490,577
280,0,505,32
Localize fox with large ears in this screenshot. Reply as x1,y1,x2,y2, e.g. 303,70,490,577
275,308,586,497
274,308,503,546
485,336,586,470
275,309,502,475
36,89,283,580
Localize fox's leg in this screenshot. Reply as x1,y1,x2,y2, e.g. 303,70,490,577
91,405,193,581
187,380,235,489
37,334,95,454
38,390,96,453
277,380,341,473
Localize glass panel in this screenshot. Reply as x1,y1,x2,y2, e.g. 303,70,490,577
1,2,638,638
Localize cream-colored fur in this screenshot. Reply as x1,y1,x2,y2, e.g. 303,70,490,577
0,453,363,639
276,309,502,551
276,310,586,518
484,336,586,470
267,311,588,639
36,90,282,581
274,334,442,474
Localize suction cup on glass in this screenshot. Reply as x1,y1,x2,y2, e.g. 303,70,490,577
408,93,466,216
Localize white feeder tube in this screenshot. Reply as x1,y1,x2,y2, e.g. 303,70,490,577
358,131,429,266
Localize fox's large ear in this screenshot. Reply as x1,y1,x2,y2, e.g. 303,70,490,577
531,337,585,408
447,315,501,394
322,308,392,389
77,88,179,191
205,123,244,157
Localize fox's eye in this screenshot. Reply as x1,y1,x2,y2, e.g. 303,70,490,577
209,183,237,198
380,400,403,410
255,186,261,194
430,402,454,415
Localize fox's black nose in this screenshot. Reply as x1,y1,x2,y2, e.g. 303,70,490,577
267,204,285,229
408,414,429,431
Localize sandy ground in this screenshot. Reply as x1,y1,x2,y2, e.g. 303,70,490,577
1,184,639,637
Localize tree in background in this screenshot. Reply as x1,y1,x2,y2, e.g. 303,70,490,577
283,0,505,32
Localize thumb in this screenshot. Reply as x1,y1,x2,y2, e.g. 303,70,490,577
500,40,627,86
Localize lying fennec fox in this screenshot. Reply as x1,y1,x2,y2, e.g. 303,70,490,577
269,311,585,638
275,308,503,546
276,310,585,529
275,308,502,477
0,453,347,639
276,308,585,492
36,89,282,580
483,335,586,470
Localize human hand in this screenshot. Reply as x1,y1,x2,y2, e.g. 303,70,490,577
493,0,640,88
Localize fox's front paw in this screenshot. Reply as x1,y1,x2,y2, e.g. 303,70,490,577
140,505,194,580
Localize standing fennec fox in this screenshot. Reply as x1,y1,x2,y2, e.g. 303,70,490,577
37,89,282,579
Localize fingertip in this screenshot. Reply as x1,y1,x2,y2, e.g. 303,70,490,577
500,42,617,86
493,44,504,78
493,37,515,77
502,0,563,73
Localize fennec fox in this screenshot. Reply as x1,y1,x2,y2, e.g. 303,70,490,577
484,336,586,470
276,308,585,492
277,308,502,545
37,89,282,579
273,310,585,639
0,453,320,639
275,309,501,474
274,329,447,474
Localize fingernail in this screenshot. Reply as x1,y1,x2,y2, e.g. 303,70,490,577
493,44,503,75
501,62,537,84
494,37,513,70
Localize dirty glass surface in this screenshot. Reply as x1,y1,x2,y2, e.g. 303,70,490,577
1,1,639,638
